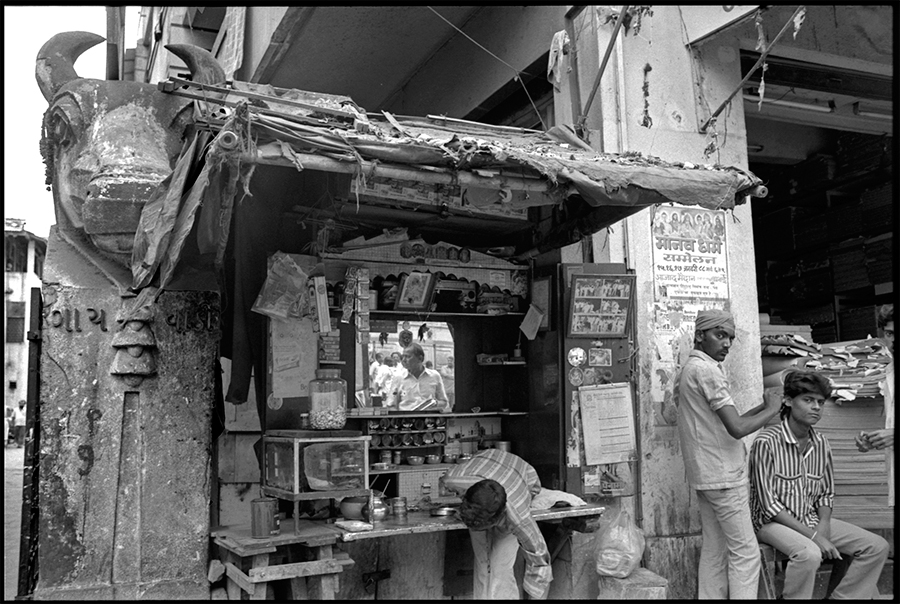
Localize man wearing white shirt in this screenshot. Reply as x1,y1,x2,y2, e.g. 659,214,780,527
392,343,450,412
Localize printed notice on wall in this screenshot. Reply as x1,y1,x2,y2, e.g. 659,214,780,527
578,383,636,466
651,207,729,300
270,317,317,398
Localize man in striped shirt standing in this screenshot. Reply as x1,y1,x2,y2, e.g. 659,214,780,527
749,370,888,600
441,449,551,599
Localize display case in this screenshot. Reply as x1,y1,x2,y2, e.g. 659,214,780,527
262,430,371,501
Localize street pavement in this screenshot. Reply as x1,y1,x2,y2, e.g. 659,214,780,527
5,444,24,601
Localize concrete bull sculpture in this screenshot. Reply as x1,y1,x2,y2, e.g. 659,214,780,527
32,33,226,599
37,31,225,269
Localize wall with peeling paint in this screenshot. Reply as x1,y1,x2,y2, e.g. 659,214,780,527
581,6,762,598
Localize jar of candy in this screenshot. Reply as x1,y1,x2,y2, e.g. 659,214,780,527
308,369,347,429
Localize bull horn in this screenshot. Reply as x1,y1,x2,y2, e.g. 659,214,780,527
165,44,226,86
36,31,105,101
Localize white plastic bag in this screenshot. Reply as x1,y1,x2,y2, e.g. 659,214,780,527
594,507,645,578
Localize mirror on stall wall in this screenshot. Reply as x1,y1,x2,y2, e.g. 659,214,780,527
355,321,455,409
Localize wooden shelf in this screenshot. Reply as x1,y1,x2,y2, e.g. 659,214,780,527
478,361,527,366
348,411,527,418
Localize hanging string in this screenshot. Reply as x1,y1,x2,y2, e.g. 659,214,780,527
426,7,546,131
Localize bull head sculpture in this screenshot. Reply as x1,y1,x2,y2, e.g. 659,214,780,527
37,31,225,268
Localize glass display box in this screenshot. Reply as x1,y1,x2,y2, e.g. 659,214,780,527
263,430,371,501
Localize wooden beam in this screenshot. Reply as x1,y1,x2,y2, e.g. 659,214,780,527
224,562,257,596
251,7,318,83
248,558,352,582
243,149,558,193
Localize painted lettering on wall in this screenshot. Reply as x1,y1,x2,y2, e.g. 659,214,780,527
165,303,220,333
46,307,108,332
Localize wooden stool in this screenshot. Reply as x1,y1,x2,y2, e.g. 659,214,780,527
213,518,353,599
758,542,850,600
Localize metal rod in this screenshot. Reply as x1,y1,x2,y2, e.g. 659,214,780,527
577,5,630,134
699,6,805,133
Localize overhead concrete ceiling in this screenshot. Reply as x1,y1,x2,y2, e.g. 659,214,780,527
257,6,483,113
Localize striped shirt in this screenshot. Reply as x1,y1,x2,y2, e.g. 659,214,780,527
749,420,834,532
676,349,748,490
443,449,550,598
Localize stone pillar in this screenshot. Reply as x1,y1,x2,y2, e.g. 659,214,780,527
34,228,220,599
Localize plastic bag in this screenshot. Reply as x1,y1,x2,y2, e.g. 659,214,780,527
594,507,645,578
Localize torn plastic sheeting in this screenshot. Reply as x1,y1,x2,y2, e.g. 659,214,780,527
158,151,214,290
542,154,749,210
131,132,201,290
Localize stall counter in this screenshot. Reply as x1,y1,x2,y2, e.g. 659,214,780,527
333,503,606,542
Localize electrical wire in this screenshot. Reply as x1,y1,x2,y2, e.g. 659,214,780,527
426,6,546,131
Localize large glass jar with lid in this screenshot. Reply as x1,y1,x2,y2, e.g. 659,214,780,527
308,368,347,429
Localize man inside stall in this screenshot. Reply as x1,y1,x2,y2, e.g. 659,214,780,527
441,449,551,599
750,370,889,600
391,342,450,412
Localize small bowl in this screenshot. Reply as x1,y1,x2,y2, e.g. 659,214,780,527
340,496,369,520
442,454,457,464
407,456,424,466
425,454,441,464
372,462,390,471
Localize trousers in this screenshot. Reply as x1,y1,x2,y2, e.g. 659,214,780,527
757,518,888,600
469,527,520,599
696,484,761,599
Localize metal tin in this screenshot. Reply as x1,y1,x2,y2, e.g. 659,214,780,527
393,451,402,465
496,441,511,453
392,497,408,518
251,497,279,538
380,451,392,464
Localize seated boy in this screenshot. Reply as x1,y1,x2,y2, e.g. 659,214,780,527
749,370,888,600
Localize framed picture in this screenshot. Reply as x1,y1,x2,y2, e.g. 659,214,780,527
568,274,635,338
531,275,552,331
395,271,437,311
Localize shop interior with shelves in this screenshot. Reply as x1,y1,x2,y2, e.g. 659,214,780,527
742,49,894,546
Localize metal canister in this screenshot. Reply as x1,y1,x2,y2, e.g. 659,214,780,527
393,451,402,465
496,441,512,453
251,497,280,538
392,497,408,519
380,451,392,465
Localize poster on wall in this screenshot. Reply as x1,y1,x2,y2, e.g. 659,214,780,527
578,383,636,466
651,207,729,300
651,206,730,429
568,274,635,338
270,317,317,398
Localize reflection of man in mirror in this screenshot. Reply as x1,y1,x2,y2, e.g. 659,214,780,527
439,355,456,408
393,343,450,412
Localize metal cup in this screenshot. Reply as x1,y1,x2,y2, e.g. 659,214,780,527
251,497,279,538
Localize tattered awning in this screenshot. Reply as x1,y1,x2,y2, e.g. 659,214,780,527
133,78,764,293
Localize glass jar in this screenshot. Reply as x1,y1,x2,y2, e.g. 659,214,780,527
308,369,347,429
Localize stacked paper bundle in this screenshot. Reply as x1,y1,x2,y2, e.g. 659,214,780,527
794,338,892,402
759,315,819,387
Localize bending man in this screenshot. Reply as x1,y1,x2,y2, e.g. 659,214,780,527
441,449,551,599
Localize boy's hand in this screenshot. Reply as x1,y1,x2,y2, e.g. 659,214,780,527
855,431,873,452
865,429,894,450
